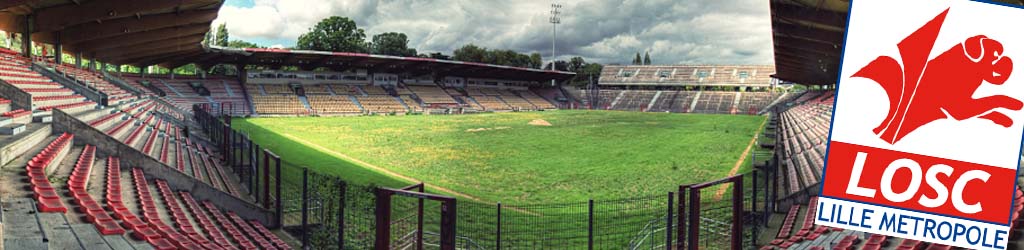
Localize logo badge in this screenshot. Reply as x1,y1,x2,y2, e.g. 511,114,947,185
816,1,1024,249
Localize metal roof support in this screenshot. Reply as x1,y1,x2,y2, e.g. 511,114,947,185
54,34,62,65
21,14,31,58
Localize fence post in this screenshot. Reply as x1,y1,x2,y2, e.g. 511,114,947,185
496,202,502,250
752,171,758,216
416,185,424,250
677,185,687,250
276,156,283,228
227,130,234,168
222,121,230,161
251,144,259,194
338,179,346,249
666,192,674,250
301,168,309,249
732,176,744,250
588,199,594,250
374,188,392,250
688,188,700,250
263,150,270,209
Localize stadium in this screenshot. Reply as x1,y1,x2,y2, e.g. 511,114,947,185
0,0,1021,250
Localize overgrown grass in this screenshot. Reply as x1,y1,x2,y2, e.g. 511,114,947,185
233,110,765,204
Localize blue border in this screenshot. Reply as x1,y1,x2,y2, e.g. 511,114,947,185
816,0,1024,227
821,195,1010,226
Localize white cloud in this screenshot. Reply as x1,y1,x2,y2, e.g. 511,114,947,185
212,0,774,65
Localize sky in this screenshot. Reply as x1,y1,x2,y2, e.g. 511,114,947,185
212,0,775,66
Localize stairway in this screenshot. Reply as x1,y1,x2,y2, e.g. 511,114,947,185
298,96,313,110
157,79,184,97
222,81,235,97
689,91,702,112
348,95,365,112
609,91,627,109
646,91,662,112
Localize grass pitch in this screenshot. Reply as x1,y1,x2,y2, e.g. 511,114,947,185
232,110,765,204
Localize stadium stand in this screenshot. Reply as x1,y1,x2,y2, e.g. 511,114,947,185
773,91,831,197
355,95,406,113
47,63,135,103
0,48,98,115
691,91,737,114
253,95,308,115
647,91,697,113
519,90,557,109
400,95,424,112
737,91,778,114
612,90,657,111
599,65,775,86
330,84,362,95
498,92,538,110
361,86,390,95
303,84,332,95
307,95,361,114
262,84,294,95
409,85,458,105
470,95,511,111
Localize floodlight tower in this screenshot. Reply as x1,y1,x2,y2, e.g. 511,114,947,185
549,3,562,86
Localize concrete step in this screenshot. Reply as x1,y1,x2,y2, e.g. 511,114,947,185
0,123,49,167
1,198,48,250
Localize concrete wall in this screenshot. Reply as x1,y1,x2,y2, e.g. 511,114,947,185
32,63,108,106
0,79,32,111
50,109,276,226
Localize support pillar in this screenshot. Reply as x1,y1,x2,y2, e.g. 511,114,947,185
75,53,82,68
21,15,32,58
54,35,62,65
238,66,247,84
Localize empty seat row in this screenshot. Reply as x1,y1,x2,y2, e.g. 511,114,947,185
27,133,74,212
132,168,203,249
68,145,127,235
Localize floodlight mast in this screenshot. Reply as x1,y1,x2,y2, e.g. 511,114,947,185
550,3,561,86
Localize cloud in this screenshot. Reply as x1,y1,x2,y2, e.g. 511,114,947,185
213,0,774,65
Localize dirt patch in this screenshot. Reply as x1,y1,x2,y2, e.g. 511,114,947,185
528,119,552,126
465,126,511,132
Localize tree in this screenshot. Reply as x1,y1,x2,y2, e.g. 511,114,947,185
453,44,487,63
529,53,543,69
543,60,570,71
370,32,417,56
427,52,451,60
633,52,642,65
568,56,586,72
215,23,229,46
202,31,211,46
296,16,368,52
227,40,262,49
643,51,651,65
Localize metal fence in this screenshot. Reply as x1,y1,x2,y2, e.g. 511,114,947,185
194,104,768,250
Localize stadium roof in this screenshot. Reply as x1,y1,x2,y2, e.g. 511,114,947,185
0,1,573,82
768,0,848,86
769,0,1024,86
0,0,221,65
182,46,577,82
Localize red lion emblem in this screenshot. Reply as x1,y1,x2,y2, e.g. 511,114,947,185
854,8,1019,144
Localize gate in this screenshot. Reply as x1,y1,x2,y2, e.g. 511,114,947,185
375,183,457,250
678,175,744,250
